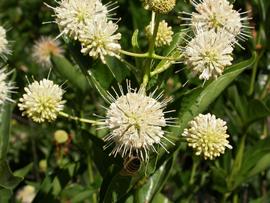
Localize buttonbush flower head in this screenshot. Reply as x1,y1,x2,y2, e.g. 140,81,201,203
146,0,176,14
0,25,10,60
102,82,174,161
79,19,121,64
0,67,15,105
54,129,69,144
183,29,235,80
18,79,65,123
145,20,174,47
182,113,232,160
49,0,109,40
32,36,63,68
187,0,250,40
16,185,36,203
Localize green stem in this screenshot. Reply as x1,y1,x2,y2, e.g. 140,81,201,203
189,158,198,185
248,51,264,96
59,112,102,125
260,74,270,100
142,12,160,88
87,155,97,203
120,50,178,61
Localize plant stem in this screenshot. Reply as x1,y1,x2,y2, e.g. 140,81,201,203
142,12,160,88
248,50,264,96
59,112,102,125
120,50,178,61
260,74,270,100
189,158,198,185
87,155,97,203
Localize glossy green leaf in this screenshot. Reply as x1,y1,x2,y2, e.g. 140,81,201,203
172,52,257,136
51,55,89,92
136,155,175,203
105,56,130,83
0,102,12,160
0,160,23,190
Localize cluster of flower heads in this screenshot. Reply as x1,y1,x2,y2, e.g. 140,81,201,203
49,0,121,64
181,0,250,81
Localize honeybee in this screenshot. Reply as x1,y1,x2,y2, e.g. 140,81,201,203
120,155,141,176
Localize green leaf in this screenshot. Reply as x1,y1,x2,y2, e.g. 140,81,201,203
14,163,33,177
247,153,270,177
105,56,130,83
0,187,12,203
172,52,257,136
0,160,23,190
51,55,89,92
0,102,12,160
246,99,270,125
135,155,175,202
131,29,140,49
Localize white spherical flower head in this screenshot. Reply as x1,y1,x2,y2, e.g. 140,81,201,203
16,185,36,203
79,19,121,64
182,113,232,160
32,36,63,68
50,0,109,40
18,79,65,123
184,29,234,80
190,0,249,40
103,84,173,161
0,68,15,105
0,25,10,59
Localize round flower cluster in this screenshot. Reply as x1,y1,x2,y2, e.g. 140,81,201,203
181,0,250,81
146,0,176,14
184,29,234,80
18,79,65,123
0,67,15,105
102,83,173,161
0,25,10,60
182,113,232,160
32,36,63,68
145,20,174,48
50,0,121,64
16,185,36,203
190,0,249,40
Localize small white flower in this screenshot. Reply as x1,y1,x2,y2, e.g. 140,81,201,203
145,20,174,47
16,185,36,203
188,0,250,40
182,113,232,160
18,79,65,123
102,82,174,161
0,25,10,60
79,19,121,64
49,0,111,40
32,36,63,68
183,29,234,80
0,67,15,105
